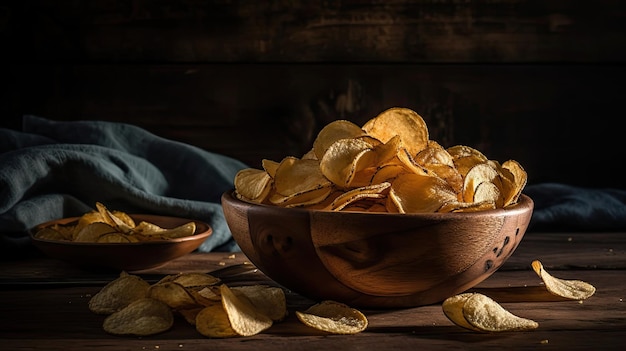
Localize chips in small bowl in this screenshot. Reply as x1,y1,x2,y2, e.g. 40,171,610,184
30,203,212,271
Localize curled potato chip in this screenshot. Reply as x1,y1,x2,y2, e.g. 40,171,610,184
88,271,150,315
388,173,457,213
313,119,367,160
362,107,429,156
196,301,239,338
296,300,368,335
462,293,539,332
220,284,273,337
531,260,596,300
234,168,273,203
147,281,199,310
74,222,119,242
103,297,174,336
231,285,288,322
442,293,483,331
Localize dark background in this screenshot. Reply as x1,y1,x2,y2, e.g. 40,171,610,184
2,0,625,188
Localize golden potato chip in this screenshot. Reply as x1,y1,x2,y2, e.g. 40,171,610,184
531,260,596,300
274,157,332,196
462,162,503,204
195,301,239,338
473,181,503,207
296,300,368,334
327,182,391,211
97,232,134,243
320,138,377,188
442,293,483,331
261,158,280,178
178,306,204,325
96,202,134,234
147,281,199,310
269,186,333,208
74,222,119,242
233,168,273,203
159,272,221,290
103,297,174,336
388,173,457,213
501,159,528,206
447,145,489,177
220,284,273,336
34,227,68,241
313,119,367,160
134,221,197,239
362,107,429,156
231,285,288,322
462,293,538,332
88,271,150,315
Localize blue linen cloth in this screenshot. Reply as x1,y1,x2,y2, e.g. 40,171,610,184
1,116,248,255
524,182,626,232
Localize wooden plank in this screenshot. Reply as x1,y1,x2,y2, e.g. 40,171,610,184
4,0,625,63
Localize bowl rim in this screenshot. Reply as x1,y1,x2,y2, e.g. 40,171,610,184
222,190,534,217
29,214,213,247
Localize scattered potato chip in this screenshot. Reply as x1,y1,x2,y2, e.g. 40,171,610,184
103,297,174,336
233,106,527,214
231,285,288,322
531,260,596,300
147,281,199,310
442,293,484,332
220,284,274,337
296,300,368,335
462,293,539,332
88,271,151,315
195,301,239,338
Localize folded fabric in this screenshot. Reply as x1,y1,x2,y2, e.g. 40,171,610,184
1,116,248,256
524,183,626,232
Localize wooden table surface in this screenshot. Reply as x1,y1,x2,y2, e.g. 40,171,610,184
1,231,624,351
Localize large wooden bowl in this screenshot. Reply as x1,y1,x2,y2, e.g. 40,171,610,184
222,191,534,309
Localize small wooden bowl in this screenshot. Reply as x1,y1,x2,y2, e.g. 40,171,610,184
222,191,534,309
30,215,212,271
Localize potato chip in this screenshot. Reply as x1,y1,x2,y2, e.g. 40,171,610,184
88,271,150,315
531,260,596,300
274,157,332,196
313,119,367,160
233,168,273,203
147,281,199,310
231,285,288,322
462,293,539,332
159,272,221,290
220,284,273,336
442,293,483,331
34,227,68,241
362,107,429,156
320,138,377,188
327,182,391,211
96,202,134,234
296,300,368,334
388,173,457,213
97,232,135,243
195,301,239,338
74,222,119,242
103,297,174,336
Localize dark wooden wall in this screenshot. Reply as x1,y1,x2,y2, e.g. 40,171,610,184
2,1,626,188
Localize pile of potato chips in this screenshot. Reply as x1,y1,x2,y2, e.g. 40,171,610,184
442,259,596,332
234,107,527,213
88,271,368,337
34,202,197,243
